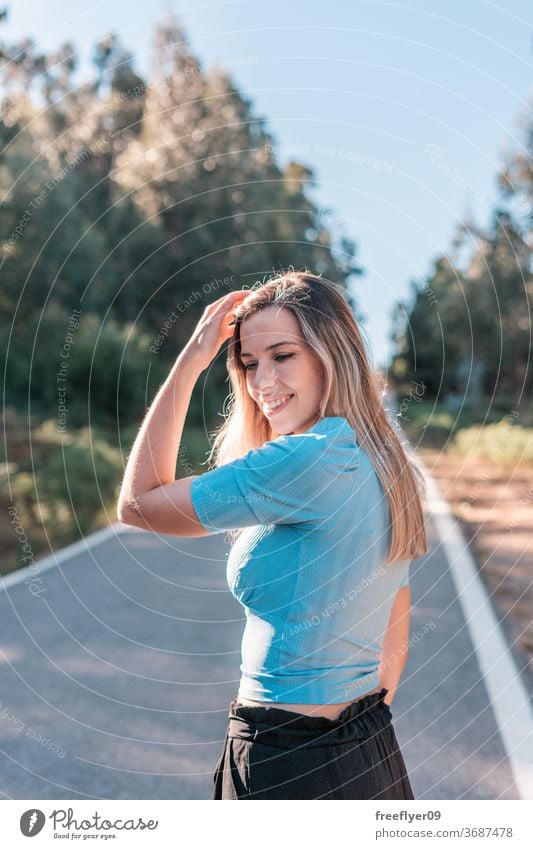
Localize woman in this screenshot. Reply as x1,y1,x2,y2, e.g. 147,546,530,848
117,271,428,800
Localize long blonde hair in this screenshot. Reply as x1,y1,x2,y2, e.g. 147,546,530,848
205,271,428,564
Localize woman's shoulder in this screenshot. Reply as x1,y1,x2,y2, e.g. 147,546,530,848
268,416,359,473
231,416,356,473
303,416,354,437
274,415,356,443
294,416,359,454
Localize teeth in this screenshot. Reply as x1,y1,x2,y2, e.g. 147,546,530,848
264,394,291,411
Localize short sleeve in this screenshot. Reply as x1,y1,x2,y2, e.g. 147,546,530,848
399,562,410,588
190,430,355,533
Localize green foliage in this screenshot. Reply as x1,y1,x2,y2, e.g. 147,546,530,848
1,305,169,427
1,407,122,574
0,13,358,426
13,419,124,535
448,418,533,463
62,313,168,428
0,11,365,572
397,399,517,450
390,125,533,406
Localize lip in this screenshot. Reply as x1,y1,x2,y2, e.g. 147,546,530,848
262,394,294,415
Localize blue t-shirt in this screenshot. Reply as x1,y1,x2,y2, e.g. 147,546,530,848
190,416,410,704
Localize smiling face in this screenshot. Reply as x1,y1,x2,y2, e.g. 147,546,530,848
238,305,324,436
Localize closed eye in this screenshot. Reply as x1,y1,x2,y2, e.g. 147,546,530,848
243,353,293,371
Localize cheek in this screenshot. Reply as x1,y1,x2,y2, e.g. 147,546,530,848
300,358,321,382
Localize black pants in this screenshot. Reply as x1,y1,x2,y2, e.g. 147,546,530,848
212,687,414,800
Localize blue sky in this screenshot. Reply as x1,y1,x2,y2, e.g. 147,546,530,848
4,0,532,368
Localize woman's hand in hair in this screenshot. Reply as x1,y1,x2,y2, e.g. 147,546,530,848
182,289,250,371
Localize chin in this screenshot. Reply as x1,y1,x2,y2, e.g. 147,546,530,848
275,420,300,435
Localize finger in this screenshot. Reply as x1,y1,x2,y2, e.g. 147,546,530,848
221,289,250,310
204,289,250,316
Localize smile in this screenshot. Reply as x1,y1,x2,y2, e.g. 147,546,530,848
262,394,294,415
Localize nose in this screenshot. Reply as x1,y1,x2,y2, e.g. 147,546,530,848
250,360,277,394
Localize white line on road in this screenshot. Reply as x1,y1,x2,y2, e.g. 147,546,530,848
4,407,533,798
0,521,127,592
414,451,533,800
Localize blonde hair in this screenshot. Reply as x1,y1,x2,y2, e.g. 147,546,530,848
205,270,428,564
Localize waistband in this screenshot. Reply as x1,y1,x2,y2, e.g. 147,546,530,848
226,687,392,748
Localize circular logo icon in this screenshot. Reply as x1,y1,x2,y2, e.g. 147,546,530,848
20,809,45,836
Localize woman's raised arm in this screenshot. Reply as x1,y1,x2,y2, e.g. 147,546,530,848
116,289,250,534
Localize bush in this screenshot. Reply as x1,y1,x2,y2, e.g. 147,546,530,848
1,397,228,576
1,306,170,429
448,417,533,463
9,419,124,554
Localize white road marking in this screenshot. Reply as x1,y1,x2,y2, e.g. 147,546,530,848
4,409,533,798
413,450,533,800
0,521,126,592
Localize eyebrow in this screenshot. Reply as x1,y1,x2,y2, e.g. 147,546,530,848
240,341,299,358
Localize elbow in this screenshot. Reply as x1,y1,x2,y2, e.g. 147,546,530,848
116,499,139,527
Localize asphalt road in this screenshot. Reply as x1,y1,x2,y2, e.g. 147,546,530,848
0,510,531,799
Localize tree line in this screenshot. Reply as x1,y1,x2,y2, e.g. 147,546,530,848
389,104,532,409
0,10,362,570
0,11,361,431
